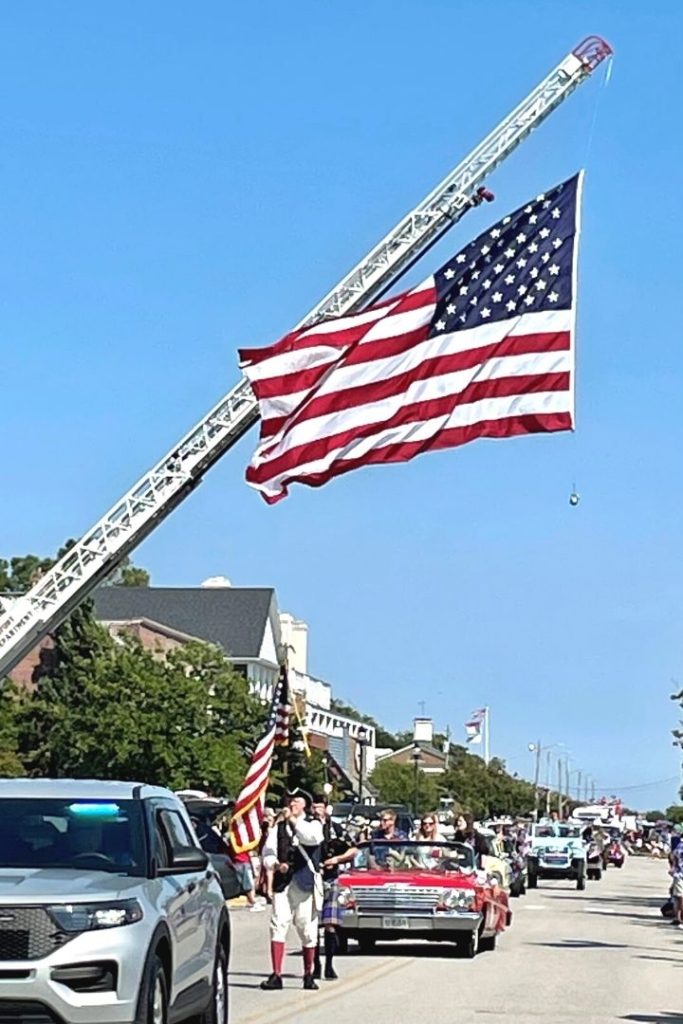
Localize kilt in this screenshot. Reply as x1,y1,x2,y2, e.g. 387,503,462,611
321,879,344,927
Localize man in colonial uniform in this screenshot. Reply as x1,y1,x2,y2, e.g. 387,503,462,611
260,789,324,990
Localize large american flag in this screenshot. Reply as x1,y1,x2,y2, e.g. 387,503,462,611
240,174,582,504
228,665,290,854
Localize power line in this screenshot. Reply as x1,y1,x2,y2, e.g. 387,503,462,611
591,776,679,793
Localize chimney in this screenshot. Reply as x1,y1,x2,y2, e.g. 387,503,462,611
413,717,433,745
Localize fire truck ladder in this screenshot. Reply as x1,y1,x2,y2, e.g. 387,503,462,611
0,35,612,679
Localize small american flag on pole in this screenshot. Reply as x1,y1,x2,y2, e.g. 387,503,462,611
228,665,290,854
240,174,582,504
465,708,486,745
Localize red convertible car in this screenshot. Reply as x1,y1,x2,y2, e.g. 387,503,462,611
337,840,510,958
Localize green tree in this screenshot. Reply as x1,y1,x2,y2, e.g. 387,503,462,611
330,698,398,749
106,557,151,587
370,759,442,814
0,555,54,594
0,684,25,776
16,602,262,795
665,805,683,825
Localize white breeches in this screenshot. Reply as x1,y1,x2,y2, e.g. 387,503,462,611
270,882,319,947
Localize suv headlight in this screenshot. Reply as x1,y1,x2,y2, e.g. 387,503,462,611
49,900,143,932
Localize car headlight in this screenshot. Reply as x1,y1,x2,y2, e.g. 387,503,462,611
49,899,143,932
438,890,475,910
337,887,355,908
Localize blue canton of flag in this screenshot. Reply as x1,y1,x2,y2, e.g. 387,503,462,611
433,175,579,332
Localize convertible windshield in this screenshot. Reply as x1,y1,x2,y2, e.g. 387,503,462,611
354,841,475,872
0,798,146,876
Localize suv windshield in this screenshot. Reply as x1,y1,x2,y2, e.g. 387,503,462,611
533,825,581,840
0,798,146,876
355,841,475,873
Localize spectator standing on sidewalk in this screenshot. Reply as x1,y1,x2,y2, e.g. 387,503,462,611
668,832,683,929
228,836,264,913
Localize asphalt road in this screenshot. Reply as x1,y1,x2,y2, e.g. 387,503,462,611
228,857,681,1024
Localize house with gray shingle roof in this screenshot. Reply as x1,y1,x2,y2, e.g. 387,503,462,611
93,585,281,699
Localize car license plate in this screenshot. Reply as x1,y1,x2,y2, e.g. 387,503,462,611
382,915,409,929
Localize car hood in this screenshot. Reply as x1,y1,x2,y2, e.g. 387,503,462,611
0,868,144,903
339,870,478,890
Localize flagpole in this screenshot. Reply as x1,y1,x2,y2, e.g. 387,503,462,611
484,707,490,767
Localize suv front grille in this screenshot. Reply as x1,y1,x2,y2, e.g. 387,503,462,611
0,908,71,961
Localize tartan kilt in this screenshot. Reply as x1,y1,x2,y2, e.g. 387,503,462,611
320,879,344,927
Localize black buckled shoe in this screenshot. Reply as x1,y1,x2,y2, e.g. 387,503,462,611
260,973,283,990
303,975,319,990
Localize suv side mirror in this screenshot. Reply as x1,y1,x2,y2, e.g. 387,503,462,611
159,846,209,875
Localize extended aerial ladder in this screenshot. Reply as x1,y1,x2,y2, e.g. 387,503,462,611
0,36,612,679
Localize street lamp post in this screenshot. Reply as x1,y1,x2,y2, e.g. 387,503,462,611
357,726,368,805
411,744,423,817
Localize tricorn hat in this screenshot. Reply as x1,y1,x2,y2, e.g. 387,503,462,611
285,788,312,809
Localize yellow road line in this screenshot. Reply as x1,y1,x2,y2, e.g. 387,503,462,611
234,956,415,1024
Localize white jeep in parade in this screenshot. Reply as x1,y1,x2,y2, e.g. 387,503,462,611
526,822,587,890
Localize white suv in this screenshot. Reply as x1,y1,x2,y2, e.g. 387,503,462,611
0,779,230,1023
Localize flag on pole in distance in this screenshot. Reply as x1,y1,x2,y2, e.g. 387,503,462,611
465,708,486,745
228,665,290,854
240,174,582,504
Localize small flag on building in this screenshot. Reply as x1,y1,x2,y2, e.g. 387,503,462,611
240,174,582,504
228,665,290,853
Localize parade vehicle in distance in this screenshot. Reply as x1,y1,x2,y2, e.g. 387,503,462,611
527,822,587,890
337,840,510,958
177,795,242,900
476,830,510,891
0,779,230,1024
606,837,626,869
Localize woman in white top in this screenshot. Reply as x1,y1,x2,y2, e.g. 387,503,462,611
414,813,443,841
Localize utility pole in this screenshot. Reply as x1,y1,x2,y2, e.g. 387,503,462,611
530,741,542,820
566,760,571,815
443,725,451,773
557,758,564,817
545,749,553,817
577,770,583,802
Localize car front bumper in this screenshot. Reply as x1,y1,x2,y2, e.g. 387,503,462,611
341,909,482,935
533,858,583,877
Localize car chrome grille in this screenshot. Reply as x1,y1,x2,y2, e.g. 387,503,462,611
0,907,72,961
351,886,442,912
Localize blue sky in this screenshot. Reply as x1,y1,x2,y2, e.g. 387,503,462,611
1,2,681,810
